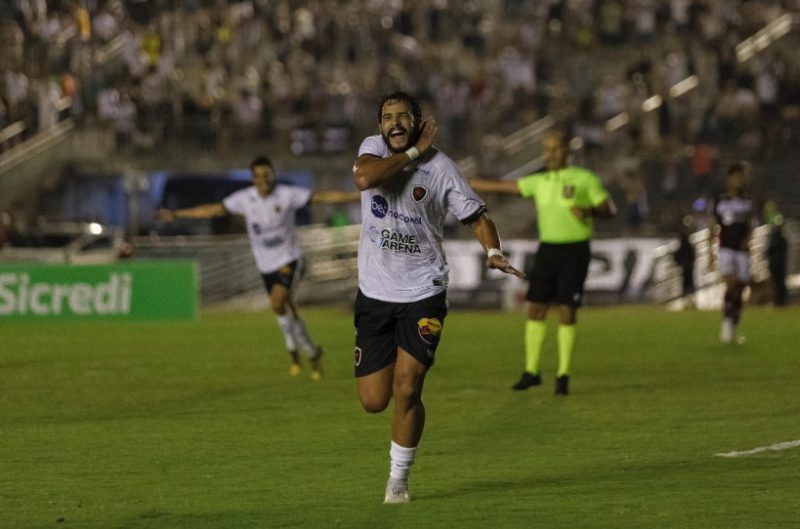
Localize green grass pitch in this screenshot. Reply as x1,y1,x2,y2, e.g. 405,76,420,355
2,305,799,529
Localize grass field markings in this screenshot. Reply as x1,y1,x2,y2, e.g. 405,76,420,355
714,439,800,458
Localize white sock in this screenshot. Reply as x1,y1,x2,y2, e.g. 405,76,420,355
275,314,297,352
389,441,417,482
292,318,318,357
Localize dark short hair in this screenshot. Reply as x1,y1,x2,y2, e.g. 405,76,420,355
250,156,273,170
377,91,422,126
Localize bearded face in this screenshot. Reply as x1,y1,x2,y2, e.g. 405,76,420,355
379,99,420,153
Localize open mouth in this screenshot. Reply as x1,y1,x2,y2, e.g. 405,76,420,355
389,128,408,141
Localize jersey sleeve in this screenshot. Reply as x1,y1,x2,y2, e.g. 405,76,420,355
443,159,486,223
585,170,610,206
357,135,391,159
517,174,537,199
222,188,248,215
288,186,313,210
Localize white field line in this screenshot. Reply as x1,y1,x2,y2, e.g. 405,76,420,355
715,439,800,458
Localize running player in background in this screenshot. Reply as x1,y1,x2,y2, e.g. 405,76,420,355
469,131,616,396
157,156,359,379
709,162,755,344
352,91,524,504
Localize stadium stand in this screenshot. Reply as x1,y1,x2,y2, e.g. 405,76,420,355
1,0,799,305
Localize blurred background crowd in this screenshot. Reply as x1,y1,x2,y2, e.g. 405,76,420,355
1,0,800,239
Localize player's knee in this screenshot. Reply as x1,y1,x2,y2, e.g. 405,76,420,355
392,373,422,406
359,394,390,413
270,300,287,314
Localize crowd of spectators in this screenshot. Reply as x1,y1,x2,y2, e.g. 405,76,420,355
2,0,800,214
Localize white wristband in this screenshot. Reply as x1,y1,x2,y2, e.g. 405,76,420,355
487,248,503,259
405,146,419,161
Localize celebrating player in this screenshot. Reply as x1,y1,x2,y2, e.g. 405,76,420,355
352,91,524,504
157,156,359,379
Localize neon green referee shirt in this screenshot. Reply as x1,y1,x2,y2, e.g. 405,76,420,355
517,166,609,244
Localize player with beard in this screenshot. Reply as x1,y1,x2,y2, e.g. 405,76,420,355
352,91,525,503
158,156,359,379
710,162,755,344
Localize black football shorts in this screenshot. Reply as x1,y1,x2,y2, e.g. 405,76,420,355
261,260,300,294
353,289,448,377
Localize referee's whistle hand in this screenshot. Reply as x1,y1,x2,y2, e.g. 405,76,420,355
487,255,526,279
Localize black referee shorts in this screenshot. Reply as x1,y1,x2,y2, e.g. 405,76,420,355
526,241,591,307
353,289,448,377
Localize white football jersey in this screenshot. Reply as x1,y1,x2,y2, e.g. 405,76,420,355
223,184,312,274
356,135,485,302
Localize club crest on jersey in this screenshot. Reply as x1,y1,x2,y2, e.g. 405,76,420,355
275,205,282,213
354,347,362,366
417,317,442,345
562,185,575,198
412,185,428,203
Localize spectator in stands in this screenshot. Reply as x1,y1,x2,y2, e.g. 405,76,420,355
156,155,359,380
470,130,616,396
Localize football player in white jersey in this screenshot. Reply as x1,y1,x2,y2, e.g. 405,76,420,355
158,156,359,379
352,92,525,504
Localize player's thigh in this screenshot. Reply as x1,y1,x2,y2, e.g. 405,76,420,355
354,290,398,378
393,347,429,401
356,362,395,412
395,291,448,370
269,283,291,312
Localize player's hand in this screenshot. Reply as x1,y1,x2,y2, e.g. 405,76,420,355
487,255,526,279
156,208,175,222
415,117,438,154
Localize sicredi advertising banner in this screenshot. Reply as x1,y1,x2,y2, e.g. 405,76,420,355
0,261,198,321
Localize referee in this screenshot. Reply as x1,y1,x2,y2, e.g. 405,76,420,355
470,131,616,395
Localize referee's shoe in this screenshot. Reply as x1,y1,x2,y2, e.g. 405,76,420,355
512,372,541,390
555,375,569,395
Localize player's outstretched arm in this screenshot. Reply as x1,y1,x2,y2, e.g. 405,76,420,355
468,178,520,195
469,212,526,279
310,190,362,204
156,203,227,222
352,117,438,191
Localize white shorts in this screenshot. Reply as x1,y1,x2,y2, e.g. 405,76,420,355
718,247,750,282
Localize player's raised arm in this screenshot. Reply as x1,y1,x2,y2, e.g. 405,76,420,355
469,212,526,279
353,115,438,191
156,203,227,222
468,178,520,195
310,190,361,204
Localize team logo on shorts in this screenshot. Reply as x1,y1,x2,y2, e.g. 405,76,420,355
412,185,428,203
279,265,293,276
354,347,362,366
417,318,442,345
562,185,575,198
